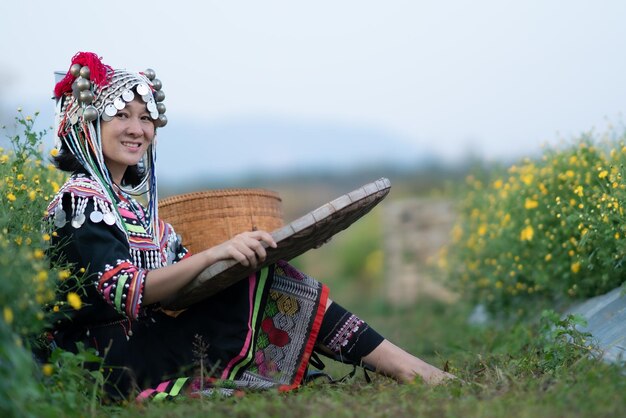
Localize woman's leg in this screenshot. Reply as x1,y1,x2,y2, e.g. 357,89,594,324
317,299,454,385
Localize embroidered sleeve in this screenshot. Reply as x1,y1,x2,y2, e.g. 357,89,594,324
48,190,147,320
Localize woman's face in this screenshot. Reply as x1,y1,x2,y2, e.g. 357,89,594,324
101,98,155,184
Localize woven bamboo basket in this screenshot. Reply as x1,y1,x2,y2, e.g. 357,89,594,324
158,189,284,254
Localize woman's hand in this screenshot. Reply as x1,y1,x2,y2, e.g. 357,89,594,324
208,230,277,268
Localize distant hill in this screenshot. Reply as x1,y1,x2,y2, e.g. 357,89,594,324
156,116,438,183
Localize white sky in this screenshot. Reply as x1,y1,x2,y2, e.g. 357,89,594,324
2,0,626,177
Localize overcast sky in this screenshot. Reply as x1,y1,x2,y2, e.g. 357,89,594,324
2,1,626,180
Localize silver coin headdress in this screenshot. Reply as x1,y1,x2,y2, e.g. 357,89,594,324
53,51,166,243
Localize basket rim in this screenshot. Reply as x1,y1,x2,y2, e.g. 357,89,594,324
159,188,282,207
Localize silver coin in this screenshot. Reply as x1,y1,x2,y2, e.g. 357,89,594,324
54,214,66,228
73,213,86,227
71,214,85,228
103,212,116,225
113,97,126,110
146,100,157,112
90,210,104,223
104,104,117,117
54,207,66,224
122,89,134,102
150,111,159,119
141,94,152,103
101,113,113,122
136,83,150,95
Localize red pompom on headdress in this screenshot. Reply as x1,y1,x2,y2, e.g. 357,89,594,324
54,52,113,98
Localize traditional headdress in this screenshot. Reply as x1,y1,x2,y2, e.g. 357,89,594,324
53,51,167,244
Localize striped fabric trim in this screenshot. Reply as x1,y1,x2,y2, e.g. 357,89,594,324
279,283,329,392
97,260,146,319
136,377,189,401
222,267,270,380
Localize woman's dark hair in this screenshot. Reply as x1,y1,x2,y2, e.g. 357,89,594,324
52,141,145,187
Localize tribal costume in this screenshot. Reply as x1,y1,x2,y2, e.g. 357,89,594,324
45,52,383,401
46,172,330,399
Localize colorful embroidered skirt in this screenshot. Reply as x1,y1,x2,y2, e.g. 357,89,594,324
53,261,328,400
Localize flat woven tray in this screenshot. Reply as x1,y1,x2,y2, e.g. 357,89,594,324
164,177,391,309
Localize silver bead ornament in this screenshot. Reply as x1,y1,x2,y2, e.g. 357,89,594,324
154,90,165,102
156,102,166,114
79,66,91,79
101,113,113,122
70,63,82,77
144,68,156,80
152,78,162,90
79,90,94,104
76,77,91,91
155,114,168,127
83,106,98,122
71,81,81,99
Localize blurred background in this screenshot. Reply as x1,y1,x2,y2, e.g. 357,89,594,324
2,0,626,314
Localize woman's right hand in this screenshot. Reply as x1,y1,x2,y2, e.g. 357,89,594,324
207,230,277,268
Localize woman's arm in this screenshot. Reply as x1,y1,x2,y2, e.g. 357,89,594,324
142,230,276,304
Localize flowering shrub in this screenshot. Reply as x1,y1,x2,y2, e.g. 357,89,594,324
0,110,100,417
443,131,626,314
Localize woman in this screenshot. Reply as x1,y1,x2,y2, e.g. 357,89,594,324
46,52,452,400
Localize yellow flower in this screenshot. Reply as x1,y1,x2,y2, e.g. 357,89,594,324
524,199,538,209
599,170,609,179
571,262,581,274
478,224,487,236
520,173,534,185
28,190,36,201
67,292,82,310
615,233,620,240
16,174,24,181
545,253,552,261
33,249,45,259
493,180,503,189
49,148,59,157
42,364,54,377
6,193,16,202
36,270,48,283
58,270,71,280
42,233,51,242
0,155,8,164
53,305,60,313
574,185,584,197
3,307,13,324
520,225,534,241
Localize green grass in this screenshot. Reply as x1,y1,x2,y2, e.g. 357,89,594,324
99,298,625,418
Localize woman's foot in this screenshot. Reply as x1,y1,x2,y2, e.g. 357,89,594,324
362,339,455,385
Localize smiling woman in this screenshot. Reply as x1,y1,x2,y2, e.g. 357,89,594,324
44,51,453,402
101,99,155,184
